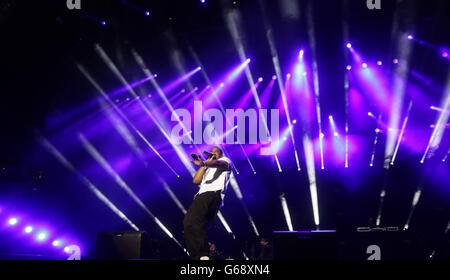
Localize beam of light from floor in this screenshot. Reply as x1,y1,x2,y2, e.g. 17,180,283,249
192,86,209,101
204,59,250,106
443,148,450,162
94,44,195,176
78,133,185,249
370,128,381,167
106,74,156,102
283,74,301,171
206,124,257,234
162,66,201,95
303,134,320,228
229,172,259,236
260,77,276,108
344,73,350,168
421,69,450,163
430,105,450,114
208,126,240,175
76,63,180,176
98,97,146,165
369,113,383,167
306,1,324,170
188,44,212,90
384,33,413,169
328,115,338,135
280,193,294,231
37,133,140,231
53,81,152,137
223,7,283,173
375,187,386,227
403,188,422,230
172,86,201,110
131,48,201,152
161,179,187,215
233,80,261,109
429,219,450,259
188,45,256,174
259,0,301,171
216,211,236,239
168,88,185,103
203,77,257,175
390,101,413,165
343,0,350,168
164,30,196,93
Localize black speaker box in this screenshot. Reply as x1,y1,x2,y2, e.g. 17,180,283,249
96,231,151,260
273,230,337,260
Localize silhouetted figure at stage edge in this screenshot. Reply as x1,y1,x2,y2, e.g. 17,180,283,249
257,237,273,260
183,147,232,260
208,243,224,260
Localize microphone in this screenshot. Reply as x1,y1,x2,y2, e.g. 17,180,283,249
191,153,200,161
203,151,215,159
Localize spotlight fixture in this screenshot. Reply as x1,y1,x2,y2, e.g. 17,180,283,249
362,63,368,68
393,58,399,64
272,75,277,80
258,77,263,82
101,21,106,26
346,43,352,49
407,34,413,40
8,217,18,226
52,240,64,247
145,11,150,16
346,65,352,71
24,226,33,233
36,231,49,241
377,61,383,66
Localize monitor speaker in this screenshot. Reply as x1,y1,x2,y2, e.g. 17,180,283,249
96,231,151,259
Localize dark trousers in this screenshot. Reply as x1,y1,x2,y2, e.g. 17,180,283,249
183,191,222,260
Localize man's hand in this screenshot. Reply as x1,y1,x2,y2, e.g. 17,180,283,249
190,154,205,166
205,154,216,162
191,158,204,167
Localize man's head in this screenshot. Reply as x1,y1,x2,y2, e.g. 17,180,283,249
260,237,269,246
209,243,216,252
211,146,223,159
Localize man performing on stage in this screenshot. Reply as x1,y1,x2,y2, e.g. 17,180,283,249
183,146,232,260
